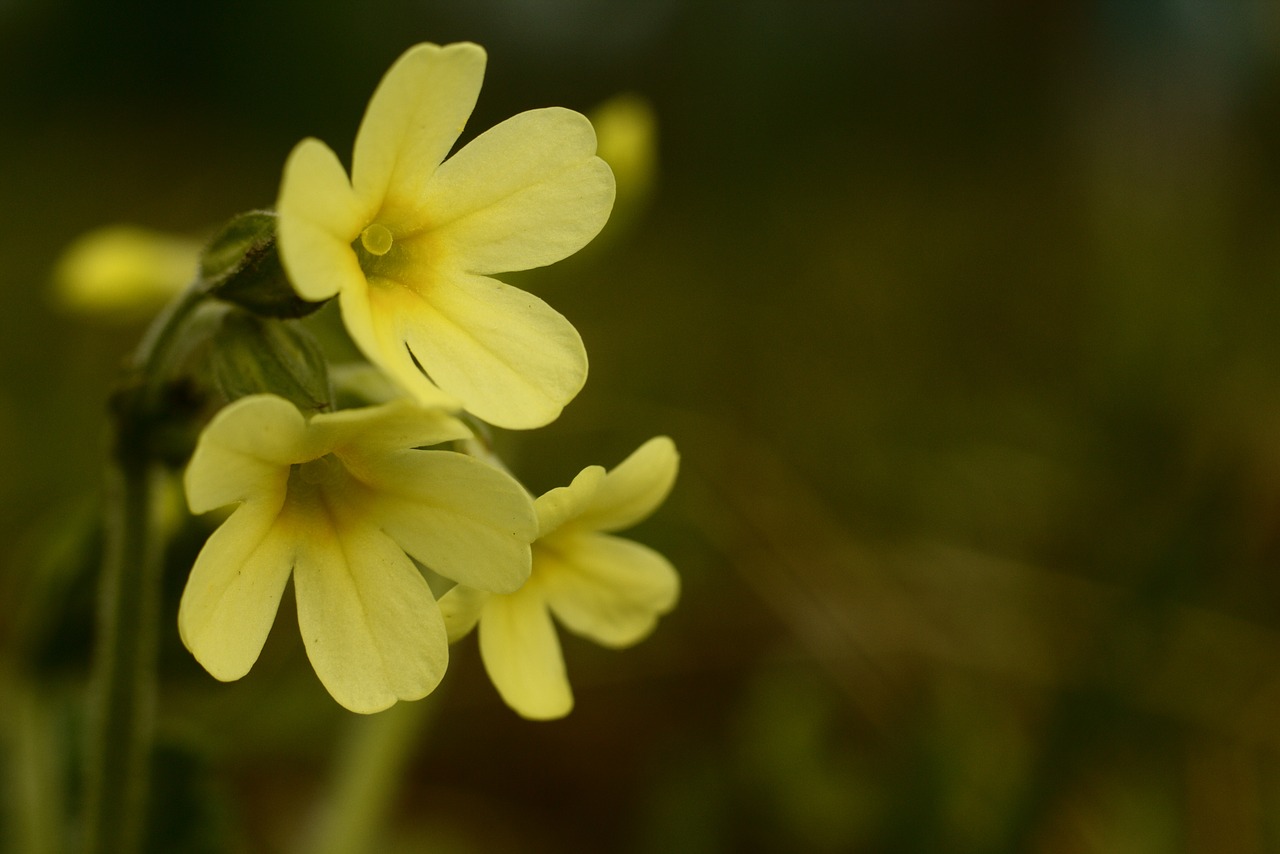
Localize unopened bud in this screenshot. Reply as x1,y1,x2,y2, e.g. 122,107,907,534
208,310,332,414
202,211,325,319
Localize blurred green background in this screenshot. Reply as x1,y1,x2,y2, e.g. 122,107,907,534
6,0,1280,851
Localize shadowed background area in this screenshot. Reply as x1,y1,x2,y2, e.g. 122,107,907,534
5,1,1280,851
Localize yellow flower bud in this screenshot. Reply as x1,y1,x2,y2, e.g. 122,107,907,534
53,225,201,319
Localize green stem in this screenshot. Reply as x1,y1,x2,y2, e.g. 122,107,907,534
134,282,210,379
5,676,62,854
82,461,164,854
82,282,209,854
304,699,438,854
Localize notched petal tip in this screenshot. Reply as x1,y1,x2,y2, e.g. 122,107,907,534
393,273,589,430
539,532,679,649
177,501,295,682
535,465,606,537
294,524,450,715
574,436,680,533
184,394,307,515
352,40,487,209
402,40,488,64
277,138,368,303
422,107,617,276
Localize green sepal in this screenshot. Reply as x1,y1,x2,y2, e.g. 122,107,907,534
209,310,333,414
201,211,325,319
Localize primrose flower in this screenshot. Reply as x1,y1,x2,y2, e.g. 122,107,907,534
440,436,679,719
277,42,615,430
179,394,537,713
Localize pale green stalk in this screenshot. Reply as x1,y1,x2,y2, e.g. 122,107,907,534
81,461,164,854
82,283,206,854
304,698,438,854
5,679,62,854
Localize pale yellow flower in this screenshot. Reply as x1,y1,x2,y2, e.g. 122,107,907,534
53,225,201,318
440,437,679,719
277,42,615,430
179,394,537,714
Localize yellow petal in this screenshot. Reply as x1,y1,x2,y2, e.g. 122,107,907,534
184,395,307,514
393,272,588,429
364,450,535,593
539,531,679,648
337,279,462,412
574,436,679,533
534,465,605,538
437,584,489,643
310,398,470,459
421,107,616,274
330,362,406,406
292,512,448,714
277,138,369,301
352,42,486,210
178,498,294,681
478,587,573,720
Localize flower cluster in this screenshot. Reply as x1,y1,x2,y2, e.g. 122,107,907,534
176,42,678,716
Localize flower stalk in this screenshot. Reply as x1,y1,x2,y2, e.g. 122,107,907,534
82,459,164,854
82,281,208,854
304,699,438,854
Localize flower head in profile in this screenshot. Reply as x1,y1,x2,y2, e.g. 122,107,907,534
277,42,615,430
440,437,680,719
179,394,537,713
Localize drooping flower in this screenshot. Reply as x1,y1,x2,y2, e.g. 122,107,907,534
179,394,537,713
439,436,680,719
276,42,615,430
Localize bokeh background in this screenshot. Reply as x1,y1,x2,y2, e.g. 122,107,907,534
6,1,1280,851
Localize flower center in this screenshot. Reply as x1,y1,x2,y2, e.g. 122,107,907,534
360,223,394,256
288,454,344,498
